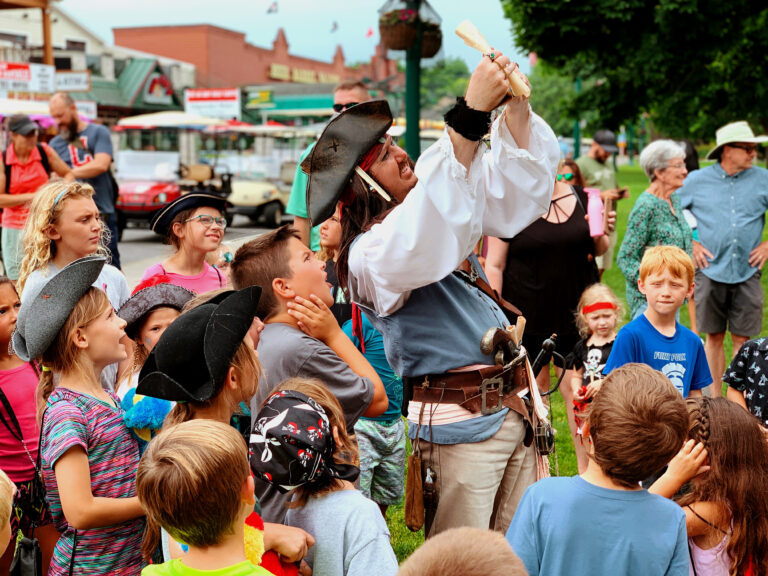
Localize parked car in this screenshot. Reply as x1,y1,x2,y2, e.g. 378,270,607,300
227,160,293,228
115,180,182,238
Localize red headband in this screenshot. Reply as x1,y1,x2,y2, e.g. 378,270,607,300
359,142,384,172
340,142,386,213
582,301,617,315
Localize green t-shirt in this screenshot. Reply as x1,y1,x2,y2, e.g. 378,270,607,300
287,143,321,251
575,155,618,190
142,559,273,576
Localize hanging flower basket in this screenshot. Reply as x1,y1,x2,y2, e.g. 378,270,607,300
421,26,442,58
379,9,417,51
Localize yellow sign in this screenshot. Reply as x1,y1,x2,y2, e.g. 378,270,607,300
268,64,340,85
269,63,290,81
246,90,273,108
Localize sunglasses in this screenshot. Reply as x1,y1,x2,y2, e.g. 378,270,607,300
332,102,359,113
556,173,575,181
728,143,758,153
184,214,227,229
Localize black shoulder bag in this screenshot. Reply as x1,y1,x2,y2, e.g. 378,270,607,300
2,382,77,576
0,384,46,576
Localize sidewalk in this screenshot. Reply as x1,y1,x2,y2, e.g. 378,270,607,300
121,232,264,288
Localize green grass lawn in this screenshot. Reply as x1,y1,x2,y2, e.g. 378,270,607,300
385,163,768,560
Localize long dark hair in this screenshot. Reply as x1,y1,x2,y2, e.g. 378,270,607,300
678,397,768,575
335,172,400,295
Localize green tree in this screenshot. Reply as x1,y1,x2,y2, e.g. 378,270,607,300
501,0,768,139
419,57,470,116
527,63,602,136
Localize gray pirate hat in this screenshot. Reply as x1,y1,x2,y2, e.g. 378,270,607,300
117,278,195,337
12,256,106,361
300,99,392,226
136,286,261,402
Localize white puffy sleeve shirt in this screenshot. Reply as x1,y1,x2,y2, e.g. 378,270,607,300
348,110,560,317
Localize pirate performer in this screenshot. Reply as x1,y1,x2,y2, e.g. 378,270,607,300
301,52,559,537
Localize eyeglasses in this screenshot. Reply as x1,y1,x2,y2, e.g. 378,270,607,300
666,162,687,170
556,173,575,181
332,102,359,113
728,143,758,153
184,214,227,229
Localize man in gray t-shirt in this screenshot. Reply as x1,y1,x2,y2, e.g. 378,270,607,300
49,92,121,269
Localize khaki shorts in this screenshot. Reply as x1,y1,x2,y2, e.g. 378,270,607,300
694,269,763,336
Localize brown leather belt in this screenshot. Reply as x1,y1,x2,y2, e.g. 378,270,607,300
406,357,534,445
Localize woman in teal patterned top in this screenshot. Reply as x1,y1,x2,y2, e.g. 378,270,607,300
617,140,693,318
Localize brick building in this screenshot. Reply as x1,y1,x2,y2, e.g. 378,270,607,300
113,25,401,91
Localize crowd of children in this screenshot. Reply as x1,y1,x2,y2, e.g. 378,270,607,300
2,163,768,576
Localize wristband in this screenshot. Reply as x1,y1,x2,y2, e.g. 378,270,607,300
443,97,492,142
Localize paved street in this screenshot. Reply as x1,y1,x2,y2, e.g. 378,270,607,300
119,214,282,288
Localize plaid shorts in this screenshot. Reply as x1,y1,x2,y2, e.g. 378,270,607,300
10,477,53,538
354,418,406,506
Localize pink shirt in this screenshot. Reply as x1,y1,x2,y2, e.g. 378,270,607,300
140,262,225,294
2,143,50,229
0,362,40,482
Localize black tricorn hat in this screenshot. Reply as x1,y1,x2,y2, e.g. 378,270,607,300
149,192,229,236
301,99,393,226
136,286,261,402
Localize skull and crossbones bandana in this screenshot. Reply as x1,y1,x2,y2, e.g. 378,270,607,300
249,389,359,492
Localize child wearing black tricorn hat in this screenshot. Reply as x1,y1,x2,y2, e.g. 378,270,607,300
136,287,315,571
141,192,230,294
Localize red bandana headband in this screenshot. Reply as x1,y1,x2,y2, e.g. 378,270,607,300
339,141,386,211
582,301,617,315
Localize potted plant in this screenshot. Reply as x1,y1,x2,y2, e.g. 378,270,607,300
421,20,442,58
379,8,418,50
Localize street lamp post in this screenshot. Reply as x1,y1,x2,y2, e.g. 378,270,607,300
404,0,422,160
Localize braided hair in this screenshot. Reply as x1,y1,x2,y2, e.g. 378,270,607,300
678,397,768,576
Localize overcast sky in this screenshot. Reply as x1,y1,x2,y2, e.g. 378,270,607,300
60,0,530,73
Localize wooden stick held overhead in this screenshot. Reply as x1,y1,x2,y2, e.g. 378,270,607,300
455,20,531,98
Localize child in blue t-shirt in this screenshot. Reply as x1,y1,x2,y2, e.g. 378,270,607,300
604,246,711,397
506,364,690,576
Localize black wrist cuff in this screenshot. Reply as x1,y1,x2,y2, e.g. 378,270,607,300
443,97,492,141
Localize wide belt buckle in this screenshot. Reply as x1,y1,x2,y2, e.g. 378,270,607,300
480,375,504,415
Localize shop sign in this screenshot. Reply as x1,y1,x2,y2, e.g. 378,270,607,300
245,90,274,109
143,72,174,105
0,62,55,94
55,71,91,92
268,64,338,84
75,100,98,120
185,88,241,120
269,63,290,81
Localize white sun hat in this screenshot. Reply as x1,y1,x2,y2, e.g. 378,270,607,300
705,121,768,160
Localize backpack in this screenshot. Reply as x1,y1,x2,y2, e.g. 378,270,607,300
3,144,51,189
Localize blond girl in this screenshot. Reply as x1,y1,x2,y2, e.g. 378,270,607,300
565,283,622,473
17,180,128,310
13,257,144,575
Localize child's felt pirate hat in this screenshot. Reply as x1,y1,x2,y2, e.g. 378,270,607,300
136,286,261,403
12,256,106,361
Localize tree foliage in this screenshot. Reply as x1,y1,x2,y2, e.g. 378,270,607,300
501,0,768,139
420,57,470,117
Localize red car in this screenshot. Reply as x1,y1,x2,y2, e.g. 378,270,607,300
115,180,182,239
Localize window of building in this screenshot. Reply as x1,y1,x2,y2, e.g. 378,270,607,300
65,39,86,52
